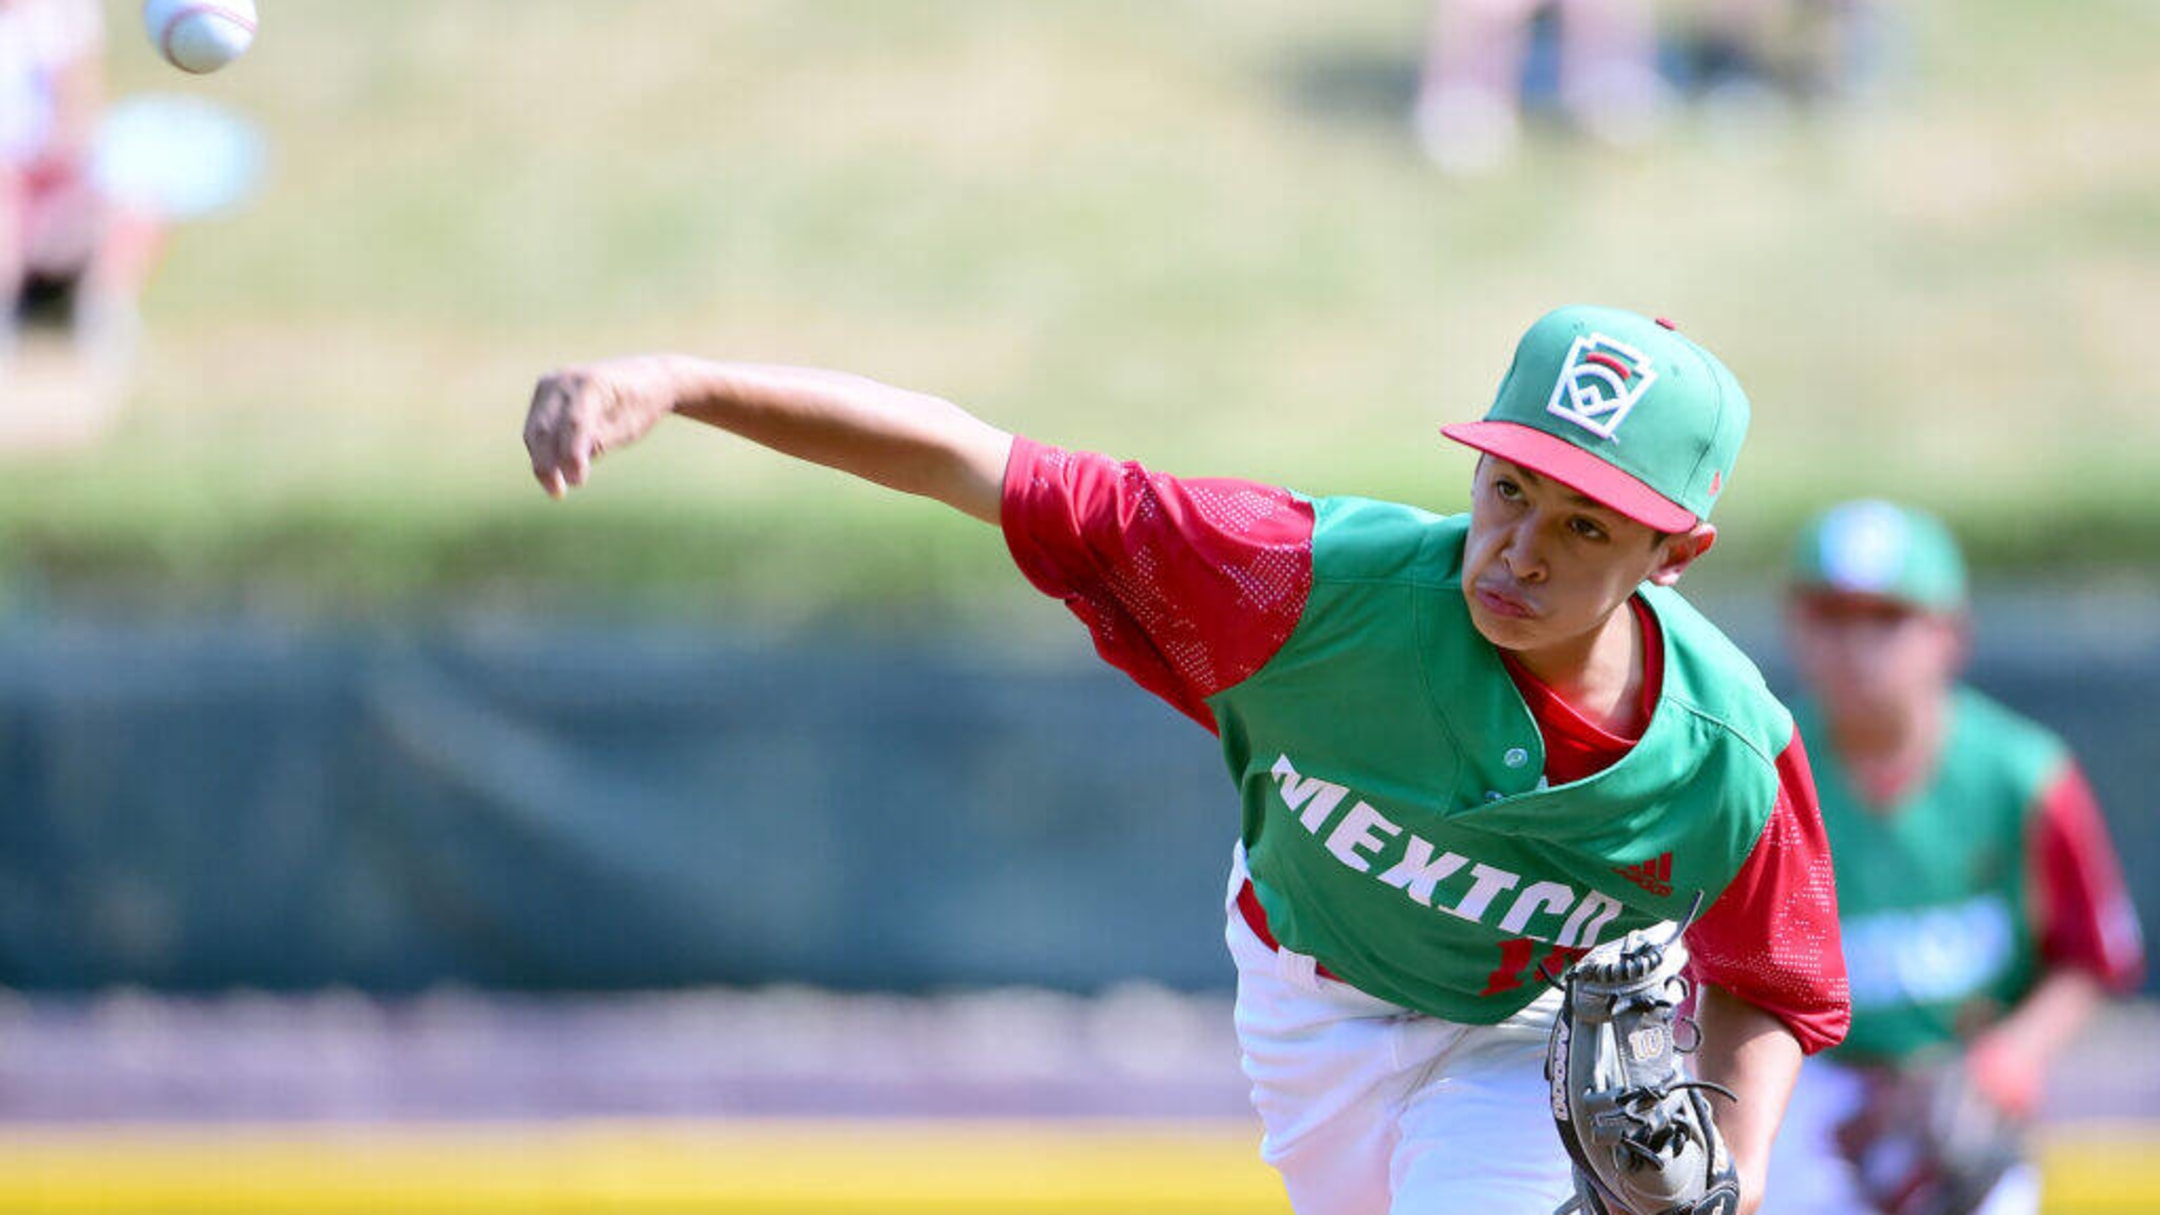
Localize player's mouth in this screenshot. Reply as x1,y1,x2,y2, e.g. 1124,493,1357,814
1472,583,1537,619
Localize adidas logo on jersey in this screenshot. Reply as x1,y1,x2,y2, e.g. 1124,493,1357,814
1613,852,1675,898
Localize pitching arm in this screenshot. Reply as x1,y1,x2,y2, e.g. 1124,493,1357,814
1693,985,1802,1215
523,355,1014,525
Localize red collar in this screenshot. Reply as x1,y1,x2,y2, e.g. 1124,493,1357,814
1498,597,1664,785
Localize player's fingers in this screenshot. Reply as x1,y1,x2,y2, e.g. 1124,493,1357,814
526,370,604,495
525,374,568,436
526,370,592,442
524,380,565,485
521,400,546,458
526,433,568,497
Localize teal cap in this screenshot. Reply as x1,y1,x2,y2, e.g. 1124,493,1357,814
1443,305,1751,532
1789,500,1968,613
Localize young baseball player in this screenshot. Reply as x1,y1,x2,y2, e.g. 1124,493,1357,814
1761,501,2144,1215
521,305,1851,1215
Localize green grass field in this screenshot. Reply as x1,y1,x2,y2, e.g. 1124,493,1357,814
6,0,2156,617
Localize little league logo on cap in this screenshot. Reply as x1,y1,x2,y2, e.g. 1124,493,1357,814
1441,306,1751,533
1547,333,1658,441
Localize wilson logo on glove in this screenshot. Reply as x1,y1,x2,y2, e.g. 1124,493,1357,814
1545,908,1740,1215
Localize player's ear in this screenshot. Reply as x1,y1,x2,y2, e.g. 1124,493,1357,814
1646,524,1717,587
1944,610,1975,676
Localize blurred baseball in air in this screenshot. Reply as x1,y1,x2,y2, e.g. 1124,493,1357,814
143,0,257,75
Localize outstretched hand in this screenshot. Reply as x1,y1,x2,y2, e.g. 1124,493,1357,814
523,355,685,498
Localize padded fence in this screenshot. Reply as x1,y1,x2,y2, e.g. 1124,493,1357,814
0,604,2150,996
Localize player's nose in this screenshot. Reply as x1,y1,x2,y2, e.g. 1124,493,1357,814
1500,518,1548,583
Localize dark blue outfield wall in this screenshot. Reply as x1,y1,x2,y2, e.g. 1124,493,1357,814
0,606,2152,994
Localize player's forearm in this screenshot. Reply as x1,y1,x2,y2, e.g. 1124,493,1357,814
1694,985,1802,1215
1966,967,2104,1114
1987,967,2102,1063
668,361,1012,522
523,355,1014,523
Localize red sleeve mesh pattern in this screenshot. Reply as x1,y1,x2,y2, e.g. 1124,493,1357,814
2032,761,2146,991
1685,728,1853,1055
1000,438,1315,730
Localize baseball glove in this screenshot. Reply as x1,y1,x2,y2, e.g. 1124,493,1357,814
1545,925,1739,1215
1833,1057,2027,1215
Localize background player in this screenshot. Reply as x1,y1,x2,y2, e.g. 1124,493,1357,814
520,305,1851,1214
1414,0,1668,172
0,0,137,364
1762,499,2145,1215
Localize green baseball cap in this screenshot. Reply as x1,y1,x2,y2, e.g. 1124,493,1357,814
1442,305,1750,532
1789,499,1967,613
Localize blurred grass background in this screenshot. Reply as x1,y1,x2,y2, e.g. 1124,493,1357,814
2,0,2153,618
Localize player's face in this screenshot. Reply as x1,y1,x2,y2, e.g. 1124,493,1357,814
1461,458,1712,666
1786,591,1964,725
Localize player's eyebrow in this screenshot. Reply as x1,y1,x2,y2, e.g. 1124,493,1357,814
1501,463,1618,515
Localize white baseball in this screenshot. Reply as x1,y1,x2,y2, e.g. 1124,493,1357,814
142,0,258,75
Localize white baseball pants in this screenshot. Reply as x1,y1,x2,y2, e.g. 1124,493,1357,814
1224,851,1576,1215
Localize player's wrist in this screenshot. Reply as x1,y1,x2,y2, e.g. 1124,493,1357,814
1964,1035,2042,1117
1732,1162,1763,1215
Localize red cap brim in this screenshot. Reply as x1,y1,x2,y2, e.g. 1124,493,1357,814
1441,420,1698,533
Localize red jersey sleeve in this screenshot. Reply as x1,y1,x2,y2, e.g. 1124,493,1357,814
2030,761,2145,992
1685,727,1852,1055
1000,438,1315,729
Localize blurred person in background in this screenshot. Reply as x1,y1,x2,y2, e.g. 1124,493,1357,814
1,0,156,380
1682,0,1892,110
1764,500,2145,1215
1413,0,1671,173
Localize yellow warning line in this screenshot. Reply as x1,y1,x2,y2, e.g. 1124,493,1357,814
0,1117,2149,1215
0,1118,1286,1215
2036,1124,2160,1215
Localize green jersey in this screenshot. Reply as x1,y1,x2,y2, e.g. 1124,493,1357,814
1221,497,1790,1021
1806,687,2139,1063
1003,440,1851,1047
